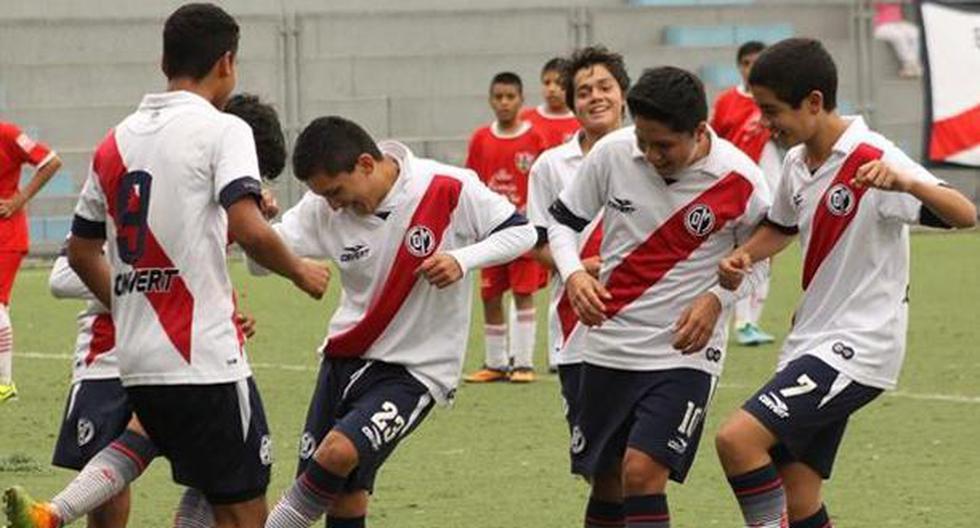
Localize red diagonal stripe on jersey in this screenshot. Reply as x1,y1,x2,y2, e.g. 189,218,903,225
94,132,195,362
801,143,883,290
556,220,603,344
603,172,754,319
325,175,464,358
929,103,980,162
84,313,116,366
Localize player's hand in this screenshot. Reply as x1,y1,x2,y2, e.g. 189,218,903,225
292,258,330,299
0,192,25,218
415,253,463,289
566,269,611,327
852,160,913,193
582,256,602,278
718,249,753,291
673,292,722,354
260,188,280,220
236,312,257,339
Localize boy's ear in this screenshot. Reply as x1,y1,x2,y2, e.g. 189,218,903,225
805,90,824,114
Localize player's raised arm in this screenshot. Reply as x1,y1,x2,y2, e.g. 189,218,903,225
853,158,976,229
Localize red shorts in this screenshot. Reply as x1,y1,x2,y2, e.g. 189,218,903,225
480,256,545,300
0,251,26,305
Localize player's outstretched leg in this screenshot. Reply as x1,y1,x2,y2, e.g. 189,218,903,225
715,410,788,528
3,487,60,528
266,431,357,528
173,488,215,528
779,463,831,528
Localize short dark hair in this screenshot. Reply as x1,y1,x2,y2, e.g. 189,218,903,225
162,3,240,80
224,94,286,181
292,116,382,181
748,37,837,111
626,66,706,134
562,46,631,111
490,72,523,94
541,57,568,77
737,41,767,63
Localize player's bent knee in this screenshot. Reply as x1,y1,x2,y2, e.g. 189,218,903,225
315,431,360,475
621,448,669,495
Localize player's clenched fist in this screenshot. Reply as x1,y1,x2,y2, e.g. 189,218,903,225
718,249,752,291
852,159,913,192
260,188,280,220
673,292,722,354
293,258,330,299
566,269,611,327
416,253,463,289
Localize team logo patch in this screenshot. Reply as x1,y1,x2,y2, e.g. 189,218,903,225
705,347,722,363
667,436,689,455
570,425,586,455
405,225,436,258
684,204,716,237
825,184,856,216
514,151,536,174
77,418,95,447
832,341,855,360
259,435,273,466
298,432,316,460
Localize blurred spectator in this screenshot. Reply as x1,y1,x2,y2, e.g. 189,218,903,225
873,1,923,78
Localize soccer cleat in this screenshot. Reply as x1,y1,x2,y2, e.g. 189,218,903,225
0,383,16,404
463,367,510,383
3,487,61,528
735,323,775,346
509,367,536,383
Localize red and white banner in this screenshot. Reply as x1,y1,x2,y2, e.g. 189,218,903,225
919,0,980,167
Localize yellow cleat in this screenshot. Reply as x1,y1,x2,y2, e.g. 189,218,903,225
463,367,510,383
3,487,61,528
509,368,536,383
0,383,16,404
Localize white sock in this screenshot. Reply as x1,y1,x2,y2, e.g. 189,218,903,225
749,275,771,326
0,303,12,384
511,308,536,369
733,297,753,329
484,324,508,370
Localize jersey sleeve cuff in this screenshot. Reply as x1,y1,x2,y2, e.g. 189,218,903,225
71,214,106,240
763,216,799,235
219,177,263,210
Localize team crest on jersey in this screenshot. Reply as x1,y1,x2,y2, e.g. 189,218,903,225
259,435,273,466
514,151,536,174
825,184,856,216
77,418,95,447
299,432,316,460
405,225,436,258
684,204,716,237
570,425,586,455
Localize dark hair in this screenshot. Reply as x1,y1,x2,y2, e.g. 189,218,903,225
737,41,766,63
626,66,706,134
224,94,286,181
490,72,523,94
292,116,382,181
541,57,568,77
562,46,631,111
162,3,240,80
748,37,837,111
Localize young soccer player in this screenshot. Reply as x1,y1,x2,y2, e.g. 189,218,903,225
525,45,630,525
548,66,772,528
0,120,62,402
714,38,976,528
1,92,289,528
521,57,581,148
252,116,535,527
711,40,782,346
54,5,327,528
464,72,548,383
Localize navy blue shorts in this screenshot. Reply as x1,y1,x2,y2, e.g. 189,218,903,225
52,379,132,471
296,358,435,493
558,363,582,434
127,377,271,504
571,363,716,483
743,355,882,479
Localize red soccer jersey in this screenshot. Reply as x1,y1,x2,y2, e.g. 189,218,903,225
0,121,53,252
465,122,547,213
710,87,771,163
520,106,580,149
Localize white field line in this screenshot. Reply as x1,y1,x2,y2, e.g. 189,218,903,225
19,352,980,404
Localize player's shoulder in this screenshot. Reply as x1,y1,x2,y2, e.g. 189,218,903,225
519,106,538,120
710,135,768,187
592,126,636,156
0,121,19,138
469,124,493,142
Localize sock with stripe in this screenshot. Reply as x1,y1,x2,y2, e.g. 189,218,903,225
624,494,670,528
484,323,508,370
266,460,347,528
173,488,214,528
585,497,625,528
511,307,536,369
727,464,788,528
0,303,13,384
50,429,158,525
326,515,366,528
790,505,831,528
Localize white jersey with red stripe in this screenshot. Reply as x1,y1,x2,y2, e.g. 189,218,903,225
72,90,261,387
767,116,944,390
526,132,600,365
49,255,118,383
550,126,771,375
270,141,518,404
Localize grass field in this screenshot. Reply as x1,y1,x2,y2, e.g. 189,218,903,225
1,231,978,527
